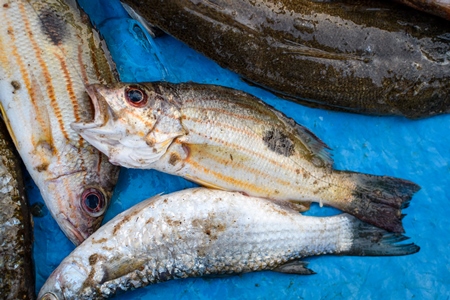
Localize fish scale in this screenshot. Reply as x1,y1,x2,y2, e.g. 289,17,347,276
72,82,420,233
38,188,419,300
0,0,120,245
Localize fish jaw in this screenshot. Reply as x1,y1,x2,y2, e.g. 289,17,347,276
72,83,184,168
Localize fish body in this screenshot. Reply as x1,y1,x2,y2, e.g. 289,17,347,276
393,0,450,20
38,188,419,299
0,0,120,245
121,0,450,119
0,120,35,300
72,82,420,233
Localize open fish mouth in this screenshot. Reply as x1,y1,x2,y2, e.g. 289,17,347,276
71,84,113,131
71,85,123,156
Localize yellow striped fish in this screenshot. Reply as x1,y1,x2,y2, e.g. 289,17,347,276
0,0,120,245
72,82,420,233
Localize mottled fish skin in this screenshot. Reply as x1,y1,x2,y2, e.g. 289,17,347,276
0,120,35,300
393,0,450,21
72,82,420,233
37,188,419,300
121,0,450,119
0,0,120,245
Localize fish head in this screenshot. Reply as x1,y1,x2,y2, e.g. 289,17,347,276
42,153,119,245
72,83,185,168
37,259,89,300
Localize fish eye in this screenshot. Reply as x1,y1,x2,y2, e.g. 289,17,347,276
125,86,148,107
81,188,106,217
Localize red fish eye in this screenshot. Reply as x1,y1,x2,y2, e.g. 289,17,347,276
81,188,106,217
125,86,147,107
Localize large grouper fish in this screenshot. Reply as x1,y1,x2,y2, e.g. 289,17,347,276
393,0,450,21
0,0,120,245
0,120,34,300
121,0,450,119
38,188,419,300
72,82,420,233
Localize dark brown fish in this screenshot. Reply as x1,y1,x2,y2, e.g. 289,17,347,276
121,0,450,119
0,120,35,300
393,0,450,21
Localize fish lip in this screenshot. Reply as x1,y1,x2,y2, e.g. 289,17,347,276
58,214,87,246
71,84,110,131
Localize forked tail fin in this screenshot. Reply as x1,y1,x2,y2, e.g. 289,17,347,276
341,214,420,256
337,171,420,233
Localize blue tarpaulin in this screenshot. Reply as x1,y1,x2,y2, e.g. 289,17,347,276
30,0,450,298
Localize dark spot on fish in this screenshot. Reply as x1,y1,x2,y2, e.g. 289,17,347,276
30,202,47,217
7,28,12,35
89,254,99,265
92,237,108,244
145,217,154,225
169,152,180,166
10,80,20,93
112,214,131,235
35,162,49,172
3,3,9,8
263,128,294,157
39,8,67,46
295,169,300,175
230,154,233,161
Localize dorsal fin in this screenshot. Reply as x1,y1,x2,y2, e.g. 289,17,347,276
272,109,333,168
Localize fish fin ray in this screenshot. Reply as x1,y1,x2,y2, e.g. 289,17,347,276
342,214,420,256
338,171,420,233
273,260,315,275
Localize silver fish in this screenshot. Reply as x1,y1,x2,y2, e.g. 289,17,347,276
38,188,419,299
0,0,120,245
0,120,34,300
72,82,420,233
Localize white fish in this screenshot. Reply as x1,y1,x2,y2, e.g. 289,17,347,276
38,188,419,299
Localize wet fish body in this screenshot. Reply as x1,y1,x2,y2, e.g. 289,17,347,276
394,0,450,20
0,120,35,300
0,0,120,245
38,188,419,299
72,82,420,233
121,0,450,118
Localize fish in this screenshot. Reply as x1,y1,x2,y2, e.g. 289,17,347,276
120,0,450,119
0,119,35,300
37,188,419,299
71,82,420,233
0,0,120,245
393,0,450,21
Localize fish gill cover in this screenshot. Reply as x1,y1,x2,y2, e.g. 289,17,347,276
30,0,449,299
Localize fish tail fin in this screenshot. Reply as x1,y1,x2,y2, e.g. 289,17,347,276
336,171,420,233
341,214,420,256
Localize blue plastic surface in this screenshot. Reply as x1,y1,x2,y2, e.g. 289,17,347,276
29,1,450,298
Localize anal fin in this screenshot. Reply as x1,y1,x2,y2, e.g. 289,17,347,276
273,260,315,275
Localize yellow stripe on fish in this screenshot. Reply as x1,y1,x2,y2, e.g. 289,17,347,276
72,82,420,233
0,0,120,245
